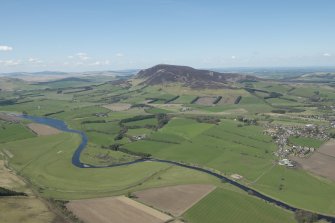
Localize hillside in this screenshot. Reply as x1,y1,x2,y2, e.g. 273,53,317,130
135,64,258,88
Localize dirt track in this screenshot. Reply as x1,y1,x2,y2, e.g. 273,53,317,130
134,184,216,216
27,123,60,136
291,140,335,181
66,196,172,223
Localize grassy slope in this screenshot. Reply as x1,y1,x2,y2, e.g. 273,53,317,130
184,188,295,223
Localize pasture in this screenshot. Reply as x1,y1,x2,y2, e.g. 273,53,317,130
0,132,221,200
0,121,35,143
183,188,295,223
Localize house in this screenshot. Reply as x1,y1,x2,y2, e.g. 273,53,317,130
278,159,294,167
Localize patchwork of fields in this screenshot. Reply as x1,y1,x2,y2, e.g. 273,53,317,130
1,75,335,223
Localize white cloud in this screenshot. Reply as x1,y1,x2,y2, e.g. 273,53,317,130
231,56,236,59
0,59,21,66
90,60,110,66
76,52,90,60
27,58,42,64
116,53,124,57
68,52,90,61
0,45,13,52
323,53,331,57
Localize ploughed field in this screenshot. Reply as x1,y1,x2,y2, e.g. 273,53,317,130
67,196,172,223
291,140,335,181
134,184,216,216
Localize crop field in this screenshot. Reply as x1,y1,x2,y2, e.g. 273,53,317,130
216,96,238,105
183,188,295,223
27,123,60,136
0,121,35,143
291,140,335,181
67,196,172,223
134,184,215,216
194,96,216,105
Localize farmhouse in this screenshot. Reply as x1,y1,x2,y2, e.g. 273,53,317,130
278,159,294,167
231,174,243,180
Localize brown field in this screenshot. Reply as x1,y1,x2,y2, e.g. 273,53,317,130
66,196,172,223
102,103,131,111
291,140,335,181
27,123,60,136
0,113,21,122
194,96,216,105
134,184,216,216
0,158,57,223
217,96,237,105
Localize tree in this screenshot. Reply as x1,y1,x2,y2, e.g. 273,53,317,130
294,210,318,223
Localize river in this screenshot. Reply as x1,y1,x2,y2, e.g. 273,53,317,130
20,114,335,222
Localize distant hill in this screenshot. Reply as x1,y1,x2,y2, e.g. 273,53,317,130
135,64,258,88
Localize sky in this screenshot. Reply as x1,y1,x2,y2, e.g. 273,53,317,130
0,0,334,72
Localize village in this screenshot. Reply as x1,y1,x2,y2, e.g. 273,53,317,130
264,122,331,168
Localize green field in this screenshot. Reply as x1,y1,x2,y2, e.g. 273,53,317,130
184,188,296,223
288,136,325,148
126,118,277,181
0,132,221,199
0,122,35,143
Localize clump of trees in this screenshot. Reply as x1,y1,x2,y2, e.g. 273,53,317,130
156,113,170,129
264,92,283,99
234,96,242,104
165,96,180,104
212,96,222,104
0,187,27,197
294,210,318,223
81,120,106,124
114,126,128,140
271,109,286,114
195,116,220,125
236,116,258,125
102,144,151,158
190,96,200,104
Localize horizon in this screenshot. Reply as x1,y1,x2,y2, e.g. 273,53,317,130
1,0,335,72
2,65,335,75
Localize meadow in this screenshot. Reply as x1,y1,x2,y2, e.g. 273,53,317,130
184,188,296,223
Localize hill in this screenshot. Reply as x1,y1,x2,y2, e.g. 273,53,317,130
135,64,258,88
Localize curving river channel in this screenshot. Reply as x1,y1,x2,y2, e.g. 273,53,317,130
21,115,335,222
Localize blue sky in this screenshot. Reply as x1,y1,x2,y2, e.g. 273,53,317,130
0,0,334,72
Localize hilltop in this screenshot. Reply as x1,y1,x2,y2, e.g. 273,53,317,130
135,64,258,88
